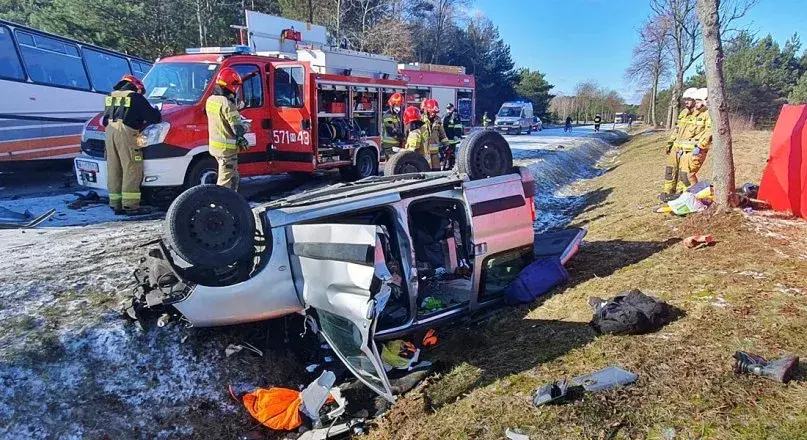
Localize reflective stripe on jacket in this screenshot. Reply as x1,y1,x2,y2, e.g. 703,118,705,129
206,95,243,151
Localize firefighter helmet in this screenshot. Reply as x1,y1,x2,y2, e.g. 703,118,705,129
403,106,421,125
694,88,708,101
387,92,404,107
422,99,439,115
117,74,145,95
215,67,243,93
682,87,698,100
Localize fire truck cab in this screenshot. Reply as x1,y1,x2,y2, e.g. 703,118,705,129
74,12,407,195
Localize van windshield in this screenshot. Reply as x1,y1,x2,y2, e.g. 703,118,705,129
497,107,521,117
143,62,219,104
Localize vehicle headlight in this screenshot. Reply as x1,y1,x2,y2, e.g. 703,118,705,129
137,122,171,148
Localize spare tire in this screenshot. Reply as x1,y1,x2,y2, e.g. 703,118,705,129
384,150,430,176
456,130,513,180
164,184,255,269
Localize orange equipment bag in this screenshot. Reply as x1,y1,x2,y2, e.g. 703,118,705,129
242,387,303,431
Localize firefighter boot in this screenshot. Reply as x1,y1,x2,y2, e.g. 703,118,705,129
733,351,800,383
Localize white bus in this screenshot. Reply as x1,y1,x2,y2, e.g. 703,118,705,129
0,19,152,170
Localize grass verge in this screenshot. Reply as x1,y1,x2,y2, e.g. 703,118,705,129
365,130,807,440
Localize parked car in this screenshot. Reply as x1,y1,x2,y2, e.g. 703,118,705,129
532,117,543,132
125,133,585,401
494,101,534,135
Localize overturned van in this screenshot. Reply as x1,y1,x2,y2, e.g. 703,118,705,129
125,135,584,401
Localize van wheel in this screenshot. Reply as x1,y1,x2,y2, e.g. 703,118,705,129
184,156,219,189
456,130,513,180
384,150,431,176
340,148,379,181
164,185,255,269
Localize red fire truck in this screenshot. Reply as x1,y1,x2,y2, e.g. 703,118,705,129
72,12,472,197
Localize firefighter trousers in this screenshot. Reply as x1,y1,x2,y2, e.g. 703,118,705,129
678,150,708,188
211,147,239,191
106,122,143,211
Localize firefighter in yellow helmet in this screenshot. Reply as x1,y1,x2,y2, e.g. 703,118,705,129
103,74,162,215
206,67,249,191
660,87,698,199
677,88,712,189
381,92,405,158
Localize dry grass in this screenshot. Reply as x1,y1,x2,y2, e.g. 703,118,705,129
364,131,807,440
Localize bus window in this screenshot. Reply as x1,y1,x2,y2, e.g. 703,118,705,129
131,61,152,79
83,48,131,93
16,31,89,90
0,26,24,80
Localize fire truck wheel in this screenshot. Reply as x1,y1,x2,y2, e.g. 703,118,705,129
164,185,255,269
340,148,379,181
384,150,430,176
184,156,219,188
456,130,513,180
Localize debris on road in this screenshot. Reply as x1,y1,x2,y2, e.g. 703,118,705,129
225,342,264,357
683,234,714,249
572,366,638,392
733,351,800,383
531,378,569,407
589,289,676,335
0,206,56,229
66,191,108,210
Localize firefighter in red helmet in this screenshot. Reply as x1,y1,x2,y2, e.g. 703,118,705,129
103,74,161,215
403,106,429,160
206,67,249,190
381,92,405,158
420,98,450,169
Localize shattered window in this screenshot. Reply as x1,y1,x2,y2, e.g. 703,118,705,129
316,309,386,393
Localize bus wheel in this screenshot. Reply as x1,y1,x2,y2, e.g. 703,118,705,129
340,148,379,181
456,130,513,180
164,185,255,269
185,156,218,189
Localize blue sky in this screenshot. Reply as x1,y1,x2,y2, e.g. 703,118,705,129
472,0,807,103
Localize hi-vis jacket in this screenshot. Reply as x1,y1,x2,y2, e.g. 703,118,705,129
102,90,161,131
206,95,245,152
669,108,712,152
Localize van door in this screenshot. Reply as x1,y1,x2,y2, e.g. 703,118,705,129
267,61,316,173
462,174,535,306
287,223,395,401
230,63,271,176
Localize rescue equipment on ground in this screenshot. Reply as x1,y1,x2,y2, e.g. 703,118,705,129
381,340,420,370
588,289,675,335
504,256,569,306
241,387,304,431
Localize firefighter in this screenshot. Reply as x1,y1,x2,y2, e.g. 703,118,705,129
102,74,162,215
442,103,462,140
661,87,699,199
403,106,428,160
482,112,492,129
206,67,249,191
421,99,450,169
677,87,712,188
381,93,405,158
593,113,602,132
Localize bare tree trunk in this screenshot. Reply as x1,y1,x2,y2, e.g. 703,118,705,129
698,0,738,210
308,0,314,23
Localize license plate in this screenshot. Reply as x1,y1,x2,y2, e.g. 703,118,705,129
80,171,97,183
76,160,99,172
501,127,509,131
